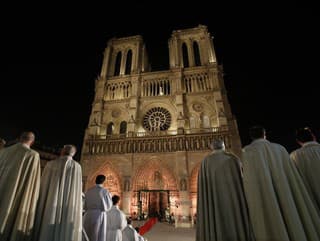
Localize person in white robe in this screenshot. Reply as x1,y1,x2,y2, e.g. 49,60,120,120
83,174,112,241
0,132,41,241
242,125,320,241
196,139,254,241
33,144,83,241
106,195,127,241
290,127,320,211
123,218,139,241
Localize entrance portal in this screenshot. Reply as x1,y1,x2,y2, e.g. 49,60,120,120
138,190,170,221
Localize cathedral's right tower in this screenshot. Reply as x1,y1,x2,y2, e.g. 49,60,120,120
81,25,241,225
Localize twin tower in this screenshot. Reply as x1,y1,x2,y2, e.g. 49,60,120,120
81,25,241,221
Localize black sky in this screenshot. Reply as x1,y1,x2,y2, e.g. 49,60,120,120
1,3,319,154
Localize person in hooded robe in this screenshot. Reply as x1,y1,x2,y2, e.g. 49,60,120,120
106,195,127,241
33,144,83,241
242,125,320,241
0,132,41,241
122,218,139,241
290,127,320,211
83,174,112,241
196,139,254,241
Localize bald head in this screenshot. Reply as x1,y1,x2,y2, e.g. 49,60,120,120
210,139,225,151
61,144,77,157
20,132,35,147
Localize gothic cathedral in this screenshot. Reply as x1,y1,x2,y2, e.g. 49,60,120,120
81,25,241,223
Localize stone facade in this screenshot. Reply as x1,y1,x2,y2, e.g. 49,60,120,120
81,25,241,219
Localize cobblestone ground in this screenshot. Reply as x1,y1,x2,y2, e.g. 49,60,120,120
133,221,196,241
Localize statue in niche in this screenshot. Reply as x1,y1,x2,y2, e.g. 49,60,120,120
124,179,130,192
180,178,187,191
153,171,163,188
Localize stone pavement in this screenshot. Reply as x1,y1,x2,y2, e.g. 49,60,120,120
135,222,196,241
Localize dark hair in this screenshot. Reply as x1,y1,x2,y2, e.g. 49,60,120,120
135,227,140,233
127,218,132,225
296,127,315,143
95,175,106,184
249,125,266,140
112,195,120,205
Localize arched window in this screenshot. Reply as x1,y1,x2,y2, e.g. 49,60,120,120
114,52,122,76
107,122,114,135
193,41,201,66
202,115,210,128
125,50,132,75
182,43,189,68
189,117,196,129
120,121,127,135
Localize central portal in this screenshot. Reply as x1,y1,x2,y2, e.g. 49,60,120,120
138,190,170,220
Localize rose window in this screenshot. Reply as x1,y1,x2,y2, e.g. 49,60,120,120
143,107,171,131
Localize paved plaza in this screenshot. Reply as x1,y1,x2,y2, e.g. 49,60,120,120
133,221,196,241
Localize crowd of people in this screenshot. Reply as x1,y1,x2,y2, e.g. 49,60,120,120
1,126,319,241
196,126,320,241
0,132,146,241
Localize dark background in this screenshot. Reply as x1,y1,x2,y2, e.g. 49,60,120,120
1,3,319,156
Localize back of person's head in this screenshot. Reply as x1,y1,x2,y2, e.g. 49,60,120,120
61,144,77,157
112,195,120,205
127,218,132,225
19,132,35,146
210,139,225,151
95,174,106,184
296,127,315,143
249,125,266,140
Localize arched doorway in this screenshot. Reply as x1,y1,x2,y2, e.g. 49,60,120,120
87,162,122,199
132,159,178,220
189,163,201,216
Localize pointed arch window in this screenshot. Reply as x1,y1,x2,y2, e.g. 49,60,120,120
114,52,122,76
182,43,189,68
193,41,201,66
120,121,127,135
125,50,132,75
107,122,114,135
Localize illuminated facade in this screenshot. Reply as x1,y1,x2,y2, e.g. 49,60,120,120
81,25,241,222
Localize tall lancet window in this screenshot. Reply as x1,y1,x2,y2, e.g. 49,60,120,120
193,41,201,66
114,52,122,76
182,43,189,68
125,50,132,75
120,121,127,135
107,122,114,135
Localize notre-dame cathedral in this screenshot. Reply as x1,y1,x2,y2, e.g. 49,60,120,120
81,25,241,225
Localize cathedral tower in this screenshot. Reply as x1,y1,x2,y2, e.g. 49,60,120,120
81,25,241,224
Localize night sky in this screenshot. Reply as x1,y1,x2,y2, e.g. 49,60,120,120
1,4,319,156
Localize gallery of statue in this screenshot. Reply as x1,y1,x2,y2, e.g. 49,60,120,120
81,25,241,225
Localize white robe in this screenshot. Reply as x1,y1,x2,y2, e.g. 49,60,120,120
122,224,139,241
290,141,320,211
83,185,112,241
242,138,320,241
33,155,83,241
106,205,127,241
196,150,254,241
0,143,41,241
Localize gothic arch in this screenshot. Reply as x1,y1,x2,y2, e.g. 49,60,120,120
193,41,201,66
189,162,201,215
87,161,122,198
182,42,189,68
114,51,122,76
125,49,132,75
132,158,178,191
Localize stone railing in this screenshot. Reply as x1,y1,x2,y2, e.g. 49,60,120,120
83,128,231,155
182,67,218,93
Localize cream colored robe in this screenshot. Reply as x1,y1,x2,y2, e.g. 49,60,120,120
122,224,139,241
290,141,320,212
242,139,320,241
0,143,41,241
196,150,254,241
83,185,112,241
33,155,83,241
106,205,127,241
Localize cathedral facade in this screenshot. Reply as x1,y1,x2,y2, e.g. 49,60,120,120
81,25,241,222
